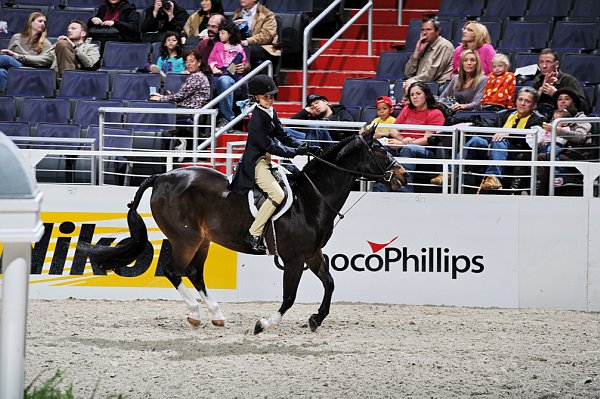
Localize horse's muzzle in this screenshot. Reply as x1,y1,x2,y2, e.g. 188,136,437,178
384,164,408,190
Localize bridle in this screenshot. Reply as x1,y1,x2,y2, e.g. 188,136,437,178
301,135,404,220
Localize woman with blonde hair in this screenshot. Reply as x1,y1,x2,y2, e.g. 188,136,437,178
0,12,51,89
440,48,487,112
452,21,496,75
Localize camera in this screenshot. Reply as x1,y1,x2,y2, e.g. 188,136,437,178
161,1,171,11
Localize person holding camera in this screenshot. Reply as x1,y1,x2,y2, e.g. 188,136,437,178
141,0,189,43
88,0,140,42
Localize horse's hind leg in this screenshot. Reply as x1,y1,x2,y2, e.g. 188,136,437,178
254,258,304,335
306,250,334,332
185,241,225,327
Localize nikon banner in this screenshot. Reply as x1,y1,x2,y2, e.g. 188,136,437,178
0,184,597,311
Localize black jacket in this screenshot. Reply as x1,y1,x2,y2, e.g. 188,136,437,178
291,104,354,141
141,2,188,35
89,0,140,42
229,107,304,195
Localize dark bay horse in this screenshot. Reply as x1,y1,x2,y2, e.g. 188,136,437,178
82,129,407,334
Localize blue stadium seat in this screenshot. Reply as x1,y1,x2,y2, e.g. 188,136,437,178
58,70,109,99
61,0,100,6
0,96,16,122
570,0,600,18
47,9,95,37
512,52,540,72
560,54,600,85
344,106,362,123
550,22,600,51
581,85,595,112
527,0,570,18
0,38,11,49
264,0,313,12
455,19,502,48
361,106,377,124
6,68,56,97
0,8,41,35
126,100,176,132
35,123,81,150
73,99,124,130
0,121,30,148
110,73,161,100
483,0,528,18
340,78,389,107
164,73,189,94
87,125,134,150
6,0,58,6
438,0,484,17
500,21,550,51
222,0,239,12
376,51,412,80
20,98,70,125
101,41,151,70
592,85,600,116
393,79,439,99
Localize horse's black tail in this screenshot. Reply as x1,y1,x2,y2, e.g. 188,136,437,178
81,175,159,271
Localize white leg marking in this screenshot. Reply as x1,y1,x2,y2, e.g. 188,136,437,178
199,291,225,322
260,312,282,331
177,282,201,321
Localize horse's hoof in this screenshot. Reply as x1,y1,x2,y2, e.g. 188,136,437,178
254,320,264,335
211,319,225,327
308,314,320,332
187,317,201,328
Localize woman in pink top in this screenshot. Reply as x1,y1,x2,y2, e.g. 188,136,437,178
452,21,496,76
374,82,446,192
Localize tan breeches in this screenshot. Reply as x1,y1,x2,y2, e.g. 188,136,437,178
249,157,285,236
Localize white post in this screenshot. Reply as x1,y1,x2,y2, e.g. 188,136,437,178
0,244,31,399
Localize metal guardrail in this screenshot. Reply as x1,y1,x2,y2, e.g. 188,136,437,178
302,0,374,108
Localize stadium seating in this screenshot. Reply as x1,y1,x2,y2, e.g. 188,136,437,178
58,70,110,99
438,0,484,18
527,0,571,18
47,9,95,38
164,73,189,94
483,0,528,18
340,78,389,108
0,7,41,35
100,41,151,70
265,0,313,12
375,51,412,80
125,100,176,132
20,98,70,125
73,99,124,130
570,0,600,18
550,22,600,51
0,121,30,148
6,68,56,97
87,125,134,150
35,123,82,150
0,96,16,122
560,54,600,85
499,21,550,51
110,73,161,100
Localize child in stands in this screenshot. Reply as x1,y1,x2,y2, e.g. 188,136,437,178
150,31,185,76
481,53,516,111
365,96,396,139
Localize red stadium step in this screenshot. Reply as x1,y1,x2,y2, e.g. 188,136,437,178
372,0,398,7
342,24,408,40
276,102,302,118
311,55,379,71
216,132,247,147
319,39,399,56
278,85,342,103
350,8,439,25
283,70,376,86
404,0,440,8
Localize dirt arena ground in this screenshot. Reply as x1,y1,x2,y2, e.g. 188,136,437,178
23,299,600,398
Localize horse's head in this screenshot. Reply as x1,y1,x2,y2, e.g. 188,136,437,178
358,124,408,191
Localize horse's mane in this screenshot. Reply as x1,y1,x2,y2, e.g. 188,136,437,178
288,134,359,180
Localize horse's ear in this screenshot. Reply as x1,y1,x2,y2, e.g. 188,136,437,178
362,123,377,144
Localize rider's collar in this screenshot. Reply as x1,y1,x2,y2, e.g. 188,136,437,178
257,104,274,119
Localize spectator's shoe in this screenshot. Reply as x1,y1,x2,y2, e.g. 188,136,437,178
430,173,450,186
216,118,231,131
554,177,564,186
477,175,502,194
244,234,266,253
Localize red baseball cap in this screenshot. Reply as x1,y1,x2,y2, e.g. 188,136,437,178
376,96,393,107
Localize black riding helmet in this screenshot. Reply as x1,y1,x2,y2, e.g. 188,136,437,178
248,75,278,96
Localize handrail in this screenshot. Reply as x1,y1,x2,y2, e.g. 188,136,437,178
302,0,374,107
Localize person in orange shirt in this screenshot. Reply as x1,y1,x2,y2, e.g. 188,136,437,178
481,53,516,111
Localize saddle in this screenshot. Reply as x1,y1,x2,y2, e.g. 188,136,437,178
248,167,293,220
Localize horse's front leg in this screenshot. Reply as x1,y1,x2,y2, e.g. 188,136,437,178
254,258,304,335
306,250,334,332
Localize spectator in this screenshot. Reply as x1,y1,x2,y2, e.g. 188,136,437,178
208,18,248,128
375,81,446,193
195,14,226,63
452,21,495,76
440,49,487,112
403,17,454,94
233,0,281,72
149,31,185,76
533,48,587,120
181,0,224,44
481,53,516,111
0,12,51,90
444,87,545,193
140,0,189,43
88,0,140,43
537,107,575,176
291,93,354,142
366,96,397,138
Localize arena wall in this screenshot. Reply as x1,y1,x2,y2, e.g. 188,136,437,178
1,184,598,312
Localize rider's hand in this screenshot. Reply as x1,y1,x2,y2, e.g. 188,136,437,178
296,144,309,155
307,146,323,156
